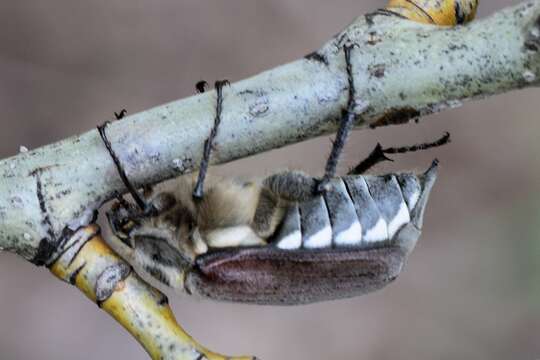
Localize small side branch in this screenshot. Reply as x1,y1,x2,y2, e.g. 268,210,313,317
50,225,255,360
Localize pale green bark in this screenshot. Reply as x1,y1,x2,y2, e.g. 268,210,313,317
0,0,539,263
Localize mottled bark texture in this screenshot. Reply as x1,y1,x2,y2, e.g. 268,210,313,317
0,1,538,359
0,0,539,266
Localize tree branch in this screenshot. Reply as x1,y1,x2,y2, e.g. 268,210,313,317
49,225,254,360
1,1,537,359
0,0,539,265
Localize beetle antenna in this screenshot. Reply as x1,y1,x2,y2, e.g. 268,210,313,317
348,132,451,175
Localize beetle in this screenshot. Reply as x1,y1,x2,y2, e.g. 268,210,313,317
104,158,438,305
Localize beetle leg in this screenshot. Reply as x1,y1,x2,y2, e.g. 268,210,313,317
114,109,127,120
247,171,321,239
348,132,451,175
317,44,358,193
195,80,208,93
111,190,133,211
263,170,318,202
192,80,230,200
97,122,155,214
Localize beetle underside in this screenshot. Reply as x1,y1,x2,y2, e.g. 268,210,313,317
106,161,438,305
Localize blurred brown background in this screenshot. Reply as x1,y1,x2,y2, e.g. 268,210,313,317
1,1,539,359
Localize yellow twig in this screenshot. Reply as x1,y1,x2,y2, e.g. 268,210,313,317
50,225,254,360
386,0,478,25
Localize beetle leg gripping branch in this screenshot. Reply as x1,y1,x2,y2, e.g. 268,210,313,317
317,44,360,193
193,79,230,200
195,80,208,94
114,109,127,120
97,122,153,214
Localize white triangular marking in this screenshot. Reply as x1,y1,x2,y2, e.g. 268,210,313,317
303,226,332,249
277,231,302,250
388,202,411,239
364,218,388,243
334,221,362,246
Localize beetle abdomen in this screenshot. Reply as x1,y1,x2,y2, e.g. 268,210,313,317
187,161,438,304
272,160,438,253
